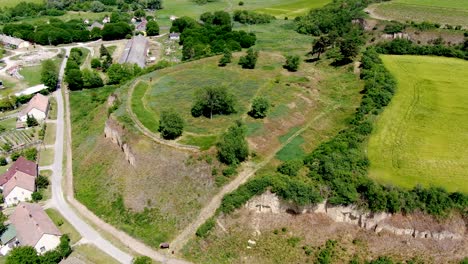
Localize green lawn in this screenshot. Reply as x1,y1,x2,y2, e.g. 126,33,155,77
0,0,42,8
20,65,43,87
38,148,54,166
0,118,17,130
368,55,468,193
15,11,110,26
370,0,468,27
48,97,57,120
44,123,56,145
45,208,81,244
69,244,119,264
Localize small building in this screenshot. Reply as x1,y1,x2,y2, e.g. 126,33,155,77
0,34,30,49
102,16,110,24
0,157,38,207
169,33,180,41
14,84,48,97
170,15,178,21
9,203,62,254
0,225,18,255
83,19,90,25
18,93,49,122
118,35,149,68
88,21,104,31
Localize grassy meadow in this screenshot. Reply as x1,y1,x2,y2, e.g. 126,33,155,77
370,0,468,27
368,55,468,193
0,0,42,8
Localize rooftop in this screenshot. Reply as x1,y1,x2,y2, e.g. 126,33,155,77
118,35,148,68
19,93,49,117
0,157,37,186
10,203,61,247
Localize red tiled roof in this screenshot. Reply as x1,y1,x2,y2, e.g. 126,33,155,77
19,93,49,117
3,171,36,197
0,157,37,186
10,202,61,247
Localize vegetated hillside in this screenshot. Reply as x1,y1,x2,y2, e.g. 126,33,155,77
132,53,360,157
368,55,468,193
155,0,331,20
369,0,468,27
183,206,467,264
70,86,217,247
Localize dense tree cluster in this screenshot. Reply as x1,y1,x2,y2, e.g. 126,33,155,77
107,63,142,84
3,19,92,45
170,12,256,60
233,10,275,24
296,0,367,64
102,22,133,40
146,20,160,36
65,48,104,90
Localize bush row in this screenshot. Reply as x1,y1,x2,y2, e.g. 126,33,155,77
376,39,468,60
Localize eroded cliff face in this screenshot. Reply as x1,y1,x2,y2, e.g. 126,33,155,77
245,191,465,240
104,118,136,166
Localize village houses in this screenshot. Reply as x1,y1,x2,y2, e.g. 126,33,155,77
0,157,38,207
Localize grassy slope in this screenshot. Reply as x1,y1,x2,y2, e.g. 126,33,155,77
0,0,42,8
368,55,468,193
370,0,468,27
45,208,81,244
72,86,217,247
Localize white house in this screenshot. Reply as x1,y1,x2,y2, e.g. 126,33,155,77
0,157,38,207
3,171,36,207
18,93,49,122
9,203,62,254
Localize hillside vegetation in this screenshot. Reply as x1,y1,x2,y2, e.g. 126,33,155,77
368,55,468,193
370,0,468,27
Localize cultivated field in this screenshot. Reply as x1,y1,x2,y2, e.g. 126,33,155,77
368,55,468,193
368,0,468,27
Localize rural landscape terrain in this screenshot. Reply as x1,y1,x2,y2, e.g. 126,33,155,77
0,0,467,263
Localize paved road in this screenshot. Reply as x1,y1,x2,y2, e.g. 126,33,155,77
49,47,134,264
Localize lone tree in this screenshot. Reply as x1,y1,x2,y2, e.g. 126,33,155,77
146,21,160,36
158,109,185,140
218,48,232,67
26,115,38,127
40,59,58,91
217,121,249,165
248,97,270,119
191,87,237,119
283,55,300,72
238,48,258,69
310,36,330,59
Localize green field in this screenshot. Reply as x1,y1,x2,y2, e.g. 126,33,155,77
368,55,468,193
0,0,42,8
370,0,468,27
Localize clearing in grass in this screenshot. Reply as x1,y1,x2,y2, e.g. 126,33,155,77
369,0,468,27
368,55,468,193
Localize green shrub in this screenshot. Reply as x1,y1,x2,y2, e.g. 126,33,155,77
277,159,303,176
249,97,270,119
196,217,215,238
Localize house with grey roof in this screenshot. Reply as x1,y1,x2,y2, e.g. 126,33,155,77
0,225,18,255
118,35,149,68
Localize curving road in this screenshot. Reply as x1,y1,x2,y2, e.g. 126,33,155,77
49,47,134,264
